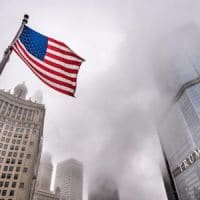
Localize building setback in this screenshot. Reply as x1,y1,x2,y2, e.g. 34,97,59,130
34,189,60,200
55,158,83,200
0,83,45,199
158,24,200,200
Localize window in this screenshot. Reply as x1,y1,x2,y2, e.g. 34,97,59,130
3,144,8,149
4,182,9,187
23,167,28,172
16,167,20,172
17,140,20,144
21,147,25,151
5,125,9,130
30,141,34,146
8,152,12,157
0,181,3,187
3,131,7,136
11,182,16,188
6,138,10,143
18,160,22,164
0,143,2,148
1,151,6,156
25,134,29,139
1,173,6,178
3,166,8,171
8,132,12,137
13,152,17,157
20,153,24,158
18,108,22,114
6,159,10,164
15,146,19,150
7,174,11,179
10,145,14,150
1,137,5,142
12,139,16,144
9,166,14,171
14,174,18,180
11,159,15,164
2,190,6,196
9,190,14,196
19,182,24,188
0,157,3,163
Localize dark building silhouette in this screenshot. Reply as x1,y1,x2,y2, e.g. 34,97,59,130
88,177,119,200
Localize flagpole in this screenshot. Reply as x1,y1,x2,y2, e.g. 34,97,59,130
0,14,29,75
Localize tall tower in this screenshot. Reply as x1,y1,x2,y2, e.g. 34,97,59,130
158,24,200,200
55,158,83,200
36,152,53,191
0,83,45,199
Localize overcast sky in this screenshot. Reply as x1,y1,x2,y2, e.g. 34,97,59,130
1,1,200,199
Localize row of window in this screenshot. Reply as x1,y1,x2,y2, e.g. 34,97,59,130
0,151,31,159
0,144,26,152
0,181,24,188
1,137,27,145
1,165,28,173
0,100,34,121
0,120,40,130
0,144,29,151
0,189,15,196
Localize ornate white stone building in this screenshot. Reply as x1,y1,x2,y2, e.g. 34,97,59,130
0,82,45,199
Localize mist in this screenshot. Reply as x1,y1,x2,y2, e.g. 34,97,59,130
1,0,200,200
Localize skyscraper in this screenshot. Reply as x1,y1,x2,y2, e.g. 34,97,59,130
55,158,83,200
0,83,45,199
158,24,200,200
34,152,60,200
36,152,53,191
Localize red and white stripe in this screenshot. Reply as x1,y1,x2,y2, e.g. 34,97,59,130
13,37,84,96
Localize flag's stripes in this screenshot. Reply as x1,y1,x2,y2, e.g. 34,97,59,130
45,52,81,66
16,40,78,75
43,58,78,74
48,39,84,61
16,43,76,89
14,41,76,89
47,45,83,61
13,41,76,96
13,48,75,96
49,37,65,47
16,41,78,83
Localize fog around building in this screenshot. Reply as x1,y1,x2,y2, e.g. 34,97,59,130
1,1,200,199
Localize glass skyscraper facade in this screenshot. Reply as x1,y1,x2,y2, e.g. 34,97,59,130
159,24,200,200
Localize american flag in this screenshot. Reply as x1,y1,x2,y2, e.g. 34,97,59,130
13,25,84,97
